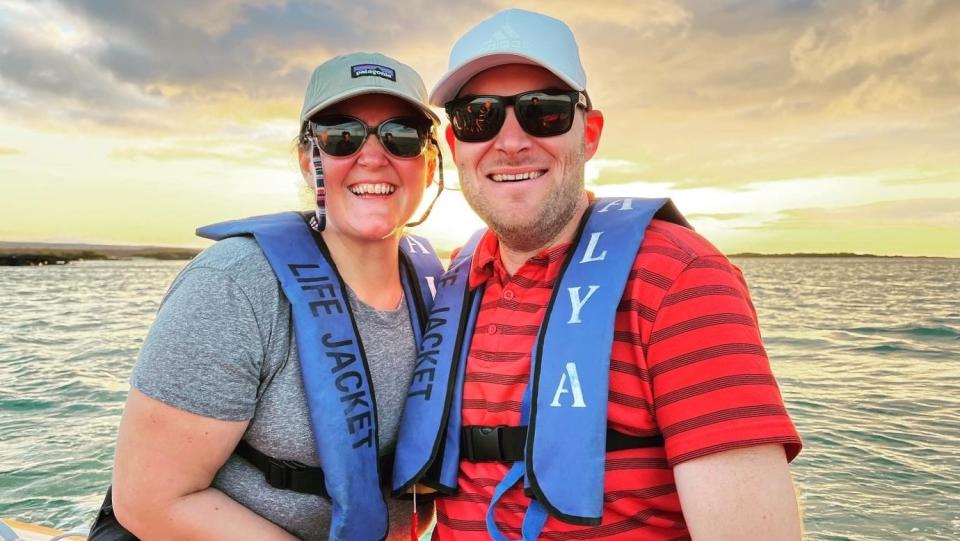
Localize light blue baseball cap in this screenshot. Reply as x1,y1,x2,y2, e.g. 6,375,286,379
429,9,587,107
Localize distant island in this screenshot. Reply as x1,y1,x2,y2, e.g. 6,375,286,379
727,252,949,259
0,241,201,266
1,242,951,266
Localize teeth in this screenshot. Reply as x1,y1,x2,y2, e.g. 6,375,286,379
350,183,396,195
490,170,544,182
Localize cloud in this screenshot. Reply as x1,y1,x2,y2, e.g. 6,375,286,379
0,1,483,130
494,0,691,34
585,158,653,185
790,1,955,82
773,197,960,228
55,1,316,99
789,0,960,111
684,211,753,222
110,140,289,169
56,0,488,96
0,27,161,116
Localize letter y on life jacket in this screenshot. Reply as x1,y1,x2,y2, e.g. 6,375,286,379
198,212,442,541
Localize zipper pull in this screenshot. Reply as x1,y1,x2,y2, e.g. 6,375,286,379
410,486,419,541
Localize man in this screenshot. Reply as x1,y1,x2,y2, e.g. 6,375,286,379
383,132,402,155
394,9,802,540
335,130,355,155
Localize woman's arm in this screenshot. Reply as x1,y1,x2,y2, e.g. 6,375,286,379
112,389,298,541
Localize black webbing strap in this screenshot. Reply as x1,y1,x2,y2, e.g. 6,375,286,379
235,440,394,498
460,425,664,462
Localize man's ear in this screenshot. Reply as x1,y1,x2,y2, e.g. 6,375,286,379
445,124,457,162
582,109,604,160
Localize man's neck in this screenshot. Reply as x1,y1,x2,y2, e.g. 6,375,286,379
498,195,590,275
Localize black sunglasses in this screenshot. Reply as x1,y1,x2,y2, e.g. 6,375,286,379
305,115,432,158
445,89,589,142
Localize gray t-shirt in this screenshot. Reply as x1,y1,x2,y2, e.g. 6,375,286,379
131,236,419,540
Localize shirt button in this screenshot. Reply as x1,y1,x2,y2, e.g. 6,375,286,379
487,324,498,335
503,289,515,300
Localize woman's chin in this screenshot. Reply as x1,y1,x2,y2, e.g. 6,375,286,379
346,222,406,243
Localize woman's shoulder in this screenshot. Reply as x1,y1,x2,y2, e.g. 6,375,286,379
161,236,285,321
191,236,272,277
177,237,277,291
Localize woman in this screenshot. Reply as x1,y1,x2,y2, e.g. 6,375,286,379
107,52,443,540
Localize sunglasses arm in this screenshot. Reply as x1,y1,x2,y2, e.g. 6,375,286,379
405,138,444,228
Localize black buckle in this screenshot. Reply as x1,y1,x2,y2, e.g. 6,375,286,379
265,456,309,490
462,425,507,462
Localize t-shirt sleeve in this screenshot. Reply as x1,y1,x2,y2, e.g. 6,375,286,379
646,255,802,466
131,265,265,421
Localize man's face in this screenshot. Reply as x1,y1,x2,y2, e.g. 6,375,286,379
448,64,602,252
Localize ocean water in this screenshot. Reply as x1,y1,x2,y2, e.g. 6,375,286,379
1,258,958,540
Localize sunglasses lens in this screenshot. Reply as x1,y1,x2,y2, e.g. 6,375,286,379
516,92,576,137
448,97,505,142
308,116,429,158
379,119,427,157
309,117,366,156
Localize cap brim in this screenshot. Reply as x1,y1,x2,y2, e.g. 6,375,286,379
301,87,441,127
429,52,586,107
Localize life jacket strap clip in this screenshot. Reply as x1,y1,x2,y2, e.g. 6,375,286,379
235,439,330,497
461,425,525,462
461,425,666,463
266,456,310,489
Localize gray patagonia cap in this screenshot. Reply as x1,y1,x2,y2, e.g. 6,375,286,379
300,52,440,127
430,9,587,106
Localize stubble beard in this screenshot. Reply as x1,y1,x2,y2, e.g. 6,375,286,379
460,143,586,253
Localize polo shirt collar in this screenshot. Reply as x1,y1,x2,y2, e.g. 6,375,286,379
467,229,572,289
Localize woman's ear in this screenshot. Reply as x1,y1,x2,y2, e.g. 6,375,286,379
298,144,314,186
426,153,437,189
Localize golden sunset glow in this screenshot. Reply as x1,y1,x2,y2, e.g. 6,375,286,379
1,0,957,255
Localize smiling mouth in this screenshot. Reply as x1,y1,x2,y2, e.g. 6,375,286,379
349,182,396,196
488,170,547,183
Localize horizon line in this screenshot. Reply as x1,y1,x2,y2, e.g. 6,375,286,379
2,240,957,260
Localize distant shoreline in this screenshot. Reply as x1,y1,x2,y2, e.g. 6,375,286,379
0,242,953,266
0,243,201,266
727,252,952,259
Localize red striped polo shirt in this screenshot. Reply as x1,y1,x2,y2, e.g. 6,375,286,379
433,219,802,540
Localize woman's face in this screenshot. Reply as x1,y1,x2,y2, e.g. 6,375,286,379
300,93,434,242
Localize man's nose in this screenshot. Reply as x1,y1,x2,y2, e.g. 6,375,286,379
492,107,531,155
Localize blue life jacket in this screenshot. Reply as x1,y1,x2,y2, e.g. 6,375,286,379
197,212,443,541
392,198,690,540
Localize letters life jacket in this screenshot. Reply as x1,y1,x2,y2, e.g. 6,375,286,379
392,198,690,540
197,212,443,541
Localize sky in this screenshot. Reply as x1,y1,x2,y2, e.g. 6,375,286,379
0,0,957,256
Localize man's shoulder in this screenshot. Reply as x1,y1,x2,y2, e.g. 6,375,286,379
635,219,729,271
624,219,744,297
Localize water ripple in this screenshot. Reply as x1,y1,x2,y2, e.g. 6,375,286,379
1,258,959,538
